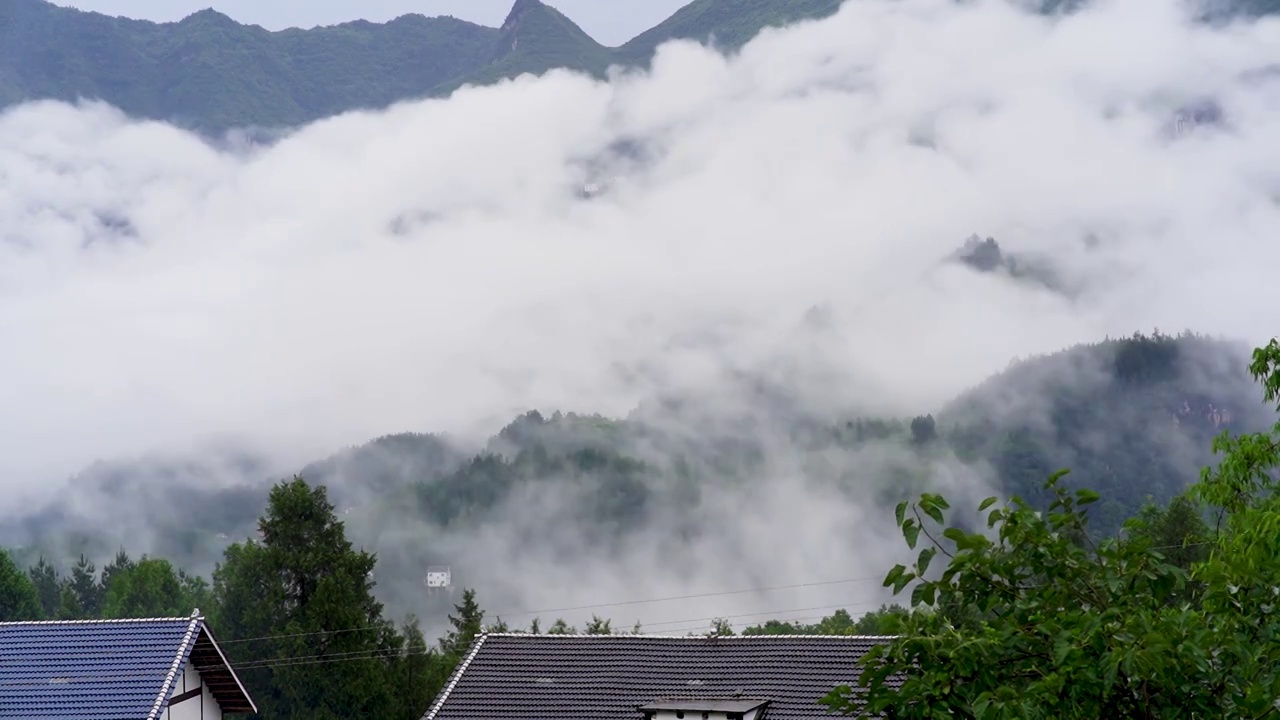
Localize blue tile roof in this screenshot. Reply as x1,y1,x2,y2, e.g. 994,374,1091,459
423,633,897,720
0,612,219,719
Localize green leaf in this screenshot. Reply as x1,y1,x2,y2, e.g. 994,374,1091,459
917,547,937,575
884,564,906,589
1075,488,1101,506
903,519,921,550
978,497,998,512
895,500,908,527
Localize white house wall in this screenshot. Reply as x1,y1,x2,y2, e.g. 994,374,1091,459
162,662,224,720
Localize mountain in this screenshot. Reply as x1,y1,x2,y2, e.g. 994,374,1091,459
3,331,1271,620
0,0,828,133
0,0,501,131
614,0,844,65
435,0,614,95
7,0,1275,134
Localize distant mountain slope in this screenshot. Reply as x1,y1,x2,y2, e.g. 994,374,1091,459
2,0,1276,132
0,0,499,130
614,0,843,64
441,0,613,93
3,331,1269,593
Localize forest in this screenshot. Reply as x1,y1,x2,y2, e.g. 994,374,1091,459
2,331,1277,717
3,330,1266,611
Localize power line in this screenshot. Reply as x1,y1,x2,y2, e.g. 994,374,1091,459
489,574,888,618
0,599,890,683
9,539,1216,672
216,573,889,645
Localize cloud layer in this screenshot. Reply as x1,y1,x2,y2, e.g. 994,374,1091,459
2,0,1280,627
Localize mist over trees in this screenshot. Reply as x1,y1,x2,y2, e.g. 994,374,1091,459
3,335,1276,718
826,339,1280,718
4,331,1264,617
3,0,1279,717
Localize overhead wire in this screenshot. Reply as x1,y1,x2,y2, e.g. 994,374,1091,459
2,539,1216,680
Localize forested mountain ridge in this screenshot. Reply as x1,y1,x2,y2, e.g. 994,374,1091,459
3,0,1277,134
2,337,1277,719
1,331,1269,623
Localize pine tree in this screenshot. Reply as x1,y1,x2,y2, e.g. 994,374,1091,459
57,554,103,619
100,547,135,591
584,615,612,635
440,588,485,657
0,550,42,621
212,476,400,719
27,557,60,617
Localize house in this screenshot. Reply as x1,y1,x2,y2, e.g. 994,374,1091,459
420,633,896,720
0,609,256,719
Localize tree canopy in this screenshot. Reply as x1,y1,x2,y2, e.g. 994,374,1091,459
825,339,1280,719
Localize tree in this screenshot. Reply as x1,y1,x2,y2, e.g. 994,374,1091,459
708,618,736,636
910,415,938,445
100,547,135,590
57,554,103,619
440,588,485,657
583,615,613,635
28,557,60,617
823,339,1280,719
212,476,401,719
0,549,42,621
852,605,911,635
396,616,452,718
102,557,186,618
547,618,575,634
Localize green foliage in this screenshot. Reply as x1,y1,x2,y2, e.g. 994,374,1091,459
615,0,844,64
414,444,654,532
4,0,844,133
211,475,439,719
28,556,59,617
440,588,485,658
944,330,1266,536
57,554,104,620
824,338,1280,719
583,615,613,635
101,557,199,618
739,605,912,636
0,549,43,621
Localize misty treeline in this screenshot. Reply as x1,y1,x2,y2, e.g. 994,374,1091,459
9,330,1264,610
1,334,1278,718
0,332,1266,635
823,338,1280,718
0,473,903,720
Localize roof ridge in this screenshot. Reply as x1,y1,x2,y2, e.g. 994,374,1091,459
145,612,203,720
421,633,490,720
479,632,899,639
0,615,200,626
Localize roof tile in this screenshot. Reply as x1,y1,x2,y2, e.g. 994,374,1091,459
425,634,897,720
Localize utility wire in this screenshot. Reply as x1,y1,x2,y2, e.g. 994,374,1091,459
216,573,889,645
6,539,1215,676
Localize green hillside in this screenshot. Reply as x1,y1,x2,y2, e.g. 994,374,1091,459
2,0,837,133
437,0,614,94
614,0,844,64
0,0,500,131
4,331,1269,599
8,0,1272,133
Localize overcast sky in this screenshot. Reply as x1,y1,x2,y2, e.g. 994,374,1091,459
51,0,692,46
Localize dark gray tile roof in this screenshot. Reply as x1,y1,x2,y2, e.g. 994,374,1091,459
0,611,256,719
423,633,895,720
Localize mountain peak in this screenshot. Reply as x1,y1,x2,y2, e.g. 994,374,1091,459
501,0,548,32
180,7,237,26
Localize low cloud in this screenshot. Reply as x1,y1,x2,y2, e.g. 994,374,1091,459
2,0,1279,630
